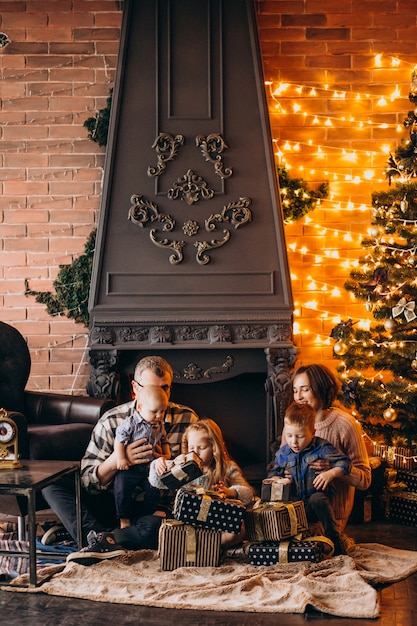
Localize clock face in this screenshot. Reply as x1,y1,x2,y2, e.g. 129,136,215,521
0,421,15,443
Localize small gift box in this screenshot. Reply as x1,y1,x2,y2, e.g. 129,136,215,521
173,486,246,534
261,478,291,502
158,519,222,571
160,452,203,489
386,491,417,527
245,500,308,542
247,539,325,565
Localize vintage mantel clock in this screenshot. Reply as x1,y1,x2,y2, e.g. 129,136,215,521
0,408,22,469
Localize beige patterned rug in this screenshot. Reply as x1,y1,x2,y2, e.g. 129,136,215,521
5,542,417,618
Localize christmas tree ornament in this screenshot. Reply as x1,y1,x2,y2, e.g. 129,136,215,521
384,318,397,332
400,194,409,212
369,226,380,238
411,353,417,371
333,341,348,356
392,297,417,322
383,407,397,422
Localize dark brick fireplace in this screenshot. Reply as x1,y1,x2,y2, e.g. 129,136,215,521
87,0,295,486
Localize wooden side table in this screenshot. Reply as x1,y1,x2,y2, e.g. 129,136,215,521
0,460,82,586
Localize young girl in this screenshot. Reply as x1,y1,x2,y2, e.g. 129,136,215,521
149,418,254,546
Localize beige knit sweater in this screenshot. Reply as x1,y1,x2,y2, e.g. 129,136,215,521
282,407,371,533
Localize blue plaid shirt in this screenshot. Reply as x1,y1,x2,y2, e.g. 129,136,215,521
268,436,351,501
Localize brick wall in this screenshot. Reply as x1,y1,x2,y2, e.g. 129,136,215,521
257,0,417,369
0,0,122,394
1,1,416,394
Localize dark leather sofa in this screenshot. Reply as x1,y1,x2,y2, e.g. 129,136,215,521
0,321,115,519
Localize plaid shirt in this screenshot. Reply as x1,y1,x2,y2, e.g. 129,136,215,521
268,436,351,502
81,400,199,494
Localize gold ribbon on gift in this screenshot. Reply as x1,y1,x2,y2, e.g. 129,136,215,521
302,535,335,558
185,524,197,564
171,465,188,481
196,494,212,522
285,503,297,536
278,541,290,563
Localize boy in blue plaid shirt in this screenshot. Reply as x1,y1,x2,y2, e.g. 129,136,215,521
268,402,352,555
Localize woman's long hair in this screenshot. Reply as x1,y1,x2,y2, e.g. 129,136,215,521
181,418,231,487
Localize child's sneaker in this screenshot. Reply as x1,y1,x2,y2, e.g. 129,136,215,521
41,524,73,545
66,531,127,566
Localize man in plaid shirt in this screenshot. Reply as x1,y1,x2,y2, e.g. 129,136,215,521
42,356,199,563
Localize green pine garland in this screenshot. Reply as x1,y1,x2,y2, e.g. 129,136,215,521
25,230,96,327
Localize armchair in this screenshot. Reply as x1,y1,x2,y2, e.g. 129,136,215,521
0,321,115,523
0,321,115,462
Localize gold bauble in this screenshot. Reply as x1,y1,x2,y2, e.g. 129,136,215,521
383,407,397,422
411,359,417,372
333,341,348,356
383,318,397,332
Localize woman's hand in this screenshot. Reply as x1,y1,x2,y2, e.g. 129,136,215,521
309,458,332,471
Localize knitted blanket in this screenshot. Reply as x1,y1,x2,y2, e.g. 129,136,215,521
4,542,417,618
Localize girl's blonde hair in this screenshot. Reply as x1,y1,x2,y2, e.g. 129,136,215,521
181,418,231,487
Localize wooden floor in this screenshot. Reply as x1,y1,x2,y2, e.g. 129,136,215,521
0,519,416,625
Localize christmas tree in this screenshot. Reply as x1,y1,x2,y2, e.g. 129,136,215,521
330,69,417,450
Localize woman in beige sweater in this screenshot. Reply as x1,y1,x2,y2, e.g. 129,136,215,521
283,363,371,535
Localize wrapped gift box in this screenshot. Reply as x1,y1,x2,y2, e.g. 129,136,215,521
173,486,246,534
373,443,417,471
396,469,417,493
245,500,308,542
261,478,291,502
247,540,325,565
158,519,222,571
386,491,417,527
160,452,203,489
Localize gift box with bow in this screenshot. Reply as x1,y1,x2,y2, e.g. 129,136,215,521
158,519,222,571
160,452,203,489
261,477,291,502
173,485,246,534
245,500,308,542
246,538,329,565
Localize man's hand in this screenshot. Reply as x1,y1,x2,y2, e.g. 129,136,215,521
125,437,153,465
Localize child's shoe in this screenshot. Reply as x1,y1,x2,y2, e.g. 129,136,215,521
41,524,73,545
66,530,127,566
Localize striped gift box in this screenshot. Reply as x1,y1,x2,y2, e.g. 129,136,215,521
158,519,222,571
245,500,308,542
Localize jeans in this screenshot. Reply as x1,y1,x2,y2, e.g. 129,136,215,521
42,475,163,549
305,491,340,541
113,465,160,521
